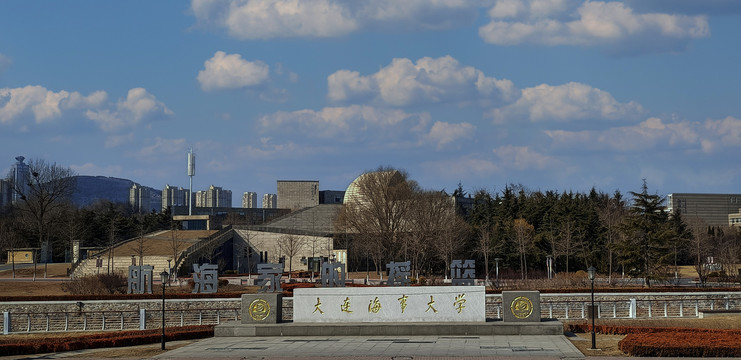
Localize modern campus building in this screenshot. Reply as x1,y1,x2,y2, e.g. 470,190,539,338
667,193,741,227
195,185,232,208
277,180,319,210
242,192,257,208
262,193,277,209
162,184,190,212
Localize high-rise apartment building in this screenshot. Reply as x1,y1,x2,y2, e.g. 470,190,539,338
195,185,232,208
129,183,151,213
263,193,277,209
242,192,257,208
11,156,29,205
162,184,190,212
277,180,319,210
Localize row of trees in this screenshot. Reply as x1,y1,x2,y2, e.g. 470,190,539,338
1,158,171,276
336,167,741,286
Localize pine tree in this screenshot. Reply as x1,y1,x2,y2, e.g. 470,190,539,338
616,180,675,287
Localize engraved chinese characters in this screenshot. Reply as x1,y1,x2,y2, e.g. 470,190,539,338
192,263,218,294
127,265,153,294
451,259,475,286
257,263,283,293
293,287,485,323
386,261,411,286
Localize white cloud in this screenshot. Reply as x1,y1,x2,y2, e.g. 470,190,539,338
426,121,475,149
70,162,123,177
479,0,709,54
328,55,517,107
488,82,643,123
0,53,11,73
259,105,430,140
493,145,556,170
421,157,499,178
135,137,187,159
545,117,700,151
86,88,173,132
704,116,741,149
0,85,107,125
191,0,482,39
197,51,270,91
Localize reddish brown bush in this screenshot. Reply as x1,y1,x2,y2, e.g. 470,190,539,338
619,330,741,357
0,325,214,356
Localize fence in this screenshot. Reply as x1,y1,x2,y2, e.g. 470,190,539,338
3,292,741,334
2,308,240,335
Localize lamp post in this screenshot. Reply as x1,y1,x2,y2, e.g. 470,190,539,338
160,270,168,351
587,266,596,350
494,258,502,288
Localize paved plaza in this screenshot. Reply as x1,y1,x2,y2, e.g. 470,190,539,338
154,335,585,359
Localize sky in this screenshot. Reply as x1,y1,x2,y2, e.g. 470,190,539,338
2,0,741,205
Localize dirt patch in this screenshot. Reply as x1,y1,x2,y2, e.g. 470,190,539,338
568,333,626,356
0,281,66,296
0,263,71,278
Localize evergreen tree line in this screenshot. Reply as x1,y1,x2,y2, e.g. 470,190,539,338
463,181,741,286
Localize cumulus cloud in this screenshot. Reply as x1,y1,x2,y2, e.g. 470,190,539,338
328,55,517,107
259,105,430,141
135,137,187,159
493,145,556,170
190,0,481,39
426,121,475,149
70,163,123,177
479,0,709,54
704,116,741,150
0,85,107,124
197,51,270,91
488,82,643,123
545,117,700,151
85,88,173,132
421,157,499,178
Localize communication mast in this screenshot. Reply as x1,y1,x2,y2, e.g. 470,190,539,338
187,148,195,215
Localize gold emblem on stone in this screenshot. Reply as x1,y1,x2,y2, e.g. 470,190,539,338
510,296,533,319
249,298,270,321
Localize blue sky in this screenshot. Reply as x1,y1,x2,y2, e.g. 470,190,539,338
2,0,741,205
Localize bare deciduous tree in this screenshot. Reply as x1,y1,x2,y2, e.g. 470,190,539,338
513,218,534,280
0,216,25,278
277,234,307,279
336,167,415,277
9,159,76,277
597,194,626,282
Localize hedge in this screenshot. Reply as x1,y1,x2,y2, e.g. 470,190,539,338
566,323,741,357
0,325,213,356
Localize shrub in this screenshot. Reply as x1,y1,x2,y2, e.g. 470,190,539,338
618,330,741,357
62,273,127,295
0,325,214,356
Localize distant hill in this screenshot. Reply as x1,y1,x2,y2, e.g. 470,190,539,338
72,175,161,210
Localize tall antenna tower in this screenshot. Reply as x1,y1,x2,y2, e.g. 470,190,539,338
187,148,195,215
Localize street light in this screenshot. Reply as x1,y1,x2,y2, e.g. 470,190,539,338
587,266,597,350
160,270,168,351
494,258,502,289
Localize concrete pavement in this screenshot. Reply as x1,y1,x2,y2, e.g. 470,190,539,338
154,335,585,359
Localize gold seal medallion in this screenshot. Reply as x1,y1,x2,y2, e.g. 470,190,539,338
510,296,533,319
249,298,271,321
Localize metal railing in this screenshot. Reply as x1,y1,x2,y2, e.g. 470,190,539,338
2,308,239,335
